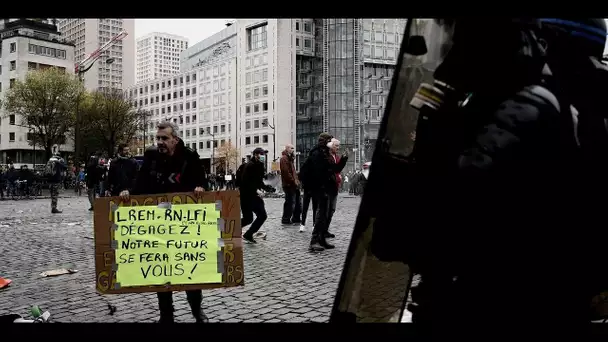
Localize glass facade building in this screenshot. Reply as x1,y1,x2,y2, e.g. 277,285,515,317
295,18,406,172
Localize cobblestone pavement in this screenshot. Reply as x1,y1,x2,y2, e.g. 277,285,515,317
0,192,366,323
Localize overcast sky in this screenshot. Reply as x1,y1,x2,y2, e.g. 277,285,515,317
135,19,608,55
135,19,231,45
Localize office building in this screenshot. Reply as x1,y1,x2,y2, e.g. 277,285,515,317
0,19,75,166
181,18,406,172
131,19,294,172
136,32,188,84
57,18,135,91
295,18,405,170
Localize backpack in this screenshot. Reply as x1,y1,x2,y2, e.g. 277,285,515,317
299,155,313,187
44,158,59,178
235,163,247,188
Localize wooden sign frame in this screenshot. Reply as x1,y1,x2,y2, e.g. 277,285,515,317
94,190,244,294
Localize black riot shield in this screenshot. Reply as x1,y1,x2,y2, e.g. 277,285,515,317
330,19,456,323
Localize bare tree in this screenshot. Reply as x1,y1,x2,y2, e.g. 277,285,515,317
1,67,84,160
213,142,240,173
80,89,145,157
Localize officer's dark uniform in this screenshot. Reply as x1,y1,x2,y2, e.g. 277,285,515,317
132,140,209,323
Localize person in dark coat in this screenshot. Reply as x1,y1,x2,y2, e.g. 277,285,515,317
107,144,138,197
306,133,336,252
125,121,209,324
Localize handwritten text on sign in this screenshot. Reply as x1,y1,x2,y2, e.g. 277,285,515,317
113,204,223,287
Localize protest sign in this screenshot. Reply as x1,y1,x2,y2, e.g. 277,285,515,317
94,191,244,294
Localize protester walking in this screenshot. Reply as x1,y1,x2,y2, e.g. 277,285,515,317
239,148,274,243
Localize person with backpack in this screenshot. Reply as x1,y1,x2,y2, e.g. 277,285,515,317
45,151,67,214
239,148,275,243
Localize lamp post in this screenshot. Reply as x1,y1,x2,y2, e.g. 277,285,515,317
261,118,277,165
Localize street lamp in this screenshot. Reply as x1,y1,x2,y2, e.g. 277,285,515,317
261,118,277,163
105,56,115,93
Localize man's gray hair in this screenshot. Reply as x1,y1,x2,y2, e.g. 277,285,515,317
157,121,180,138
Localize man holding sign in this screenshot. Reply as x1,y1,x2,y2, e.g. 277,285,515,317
126,121,210,323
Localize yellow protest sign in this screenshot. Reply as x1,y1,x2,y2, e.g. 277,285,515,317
112,203,223,287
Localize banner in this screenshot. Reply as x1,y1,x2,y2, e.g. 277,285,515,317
94,191,244,294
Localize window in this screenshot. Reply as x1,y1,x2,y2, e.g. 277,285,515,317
245,137,251,145
304,39,311,48
254,104,260,113
254,119,260,129
9,132,15,142
295,22,300,31
263,135,269,143
207,141,211,149
296,38,300,47
199,141,204,149
10,42,16,53
192,128,196,136
221,125,226,133
9,61,16,71
304,22,311,32
246,121,251,130
192,87,197,95
246,106,251,115
10,79,15,88
262,102,269,111
213,126,218,134
254,88,260,98
254,136,260,144
192,73,197,81
262,85,268,96
9,115,15,125
247,23,268,51
192,101,197,109
180,90,183,98
186,89,190,96
186,75,190,83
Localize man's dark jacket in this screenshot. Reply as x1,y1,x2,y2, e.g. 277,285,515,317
132,140,208,195
239,158,266,197
306,144,344,195
108,156,138,196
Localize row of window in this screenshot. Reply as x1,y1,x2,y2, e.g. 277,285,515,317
296,37,313,49
28,43,67,59
244,135,269,146
294,20,313,33
133,63,231,95
245,69,269,85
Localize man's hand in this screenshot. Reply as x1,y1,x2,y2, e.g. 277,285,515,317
194,186,205,197
105,190,111,197
119,190,129,201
